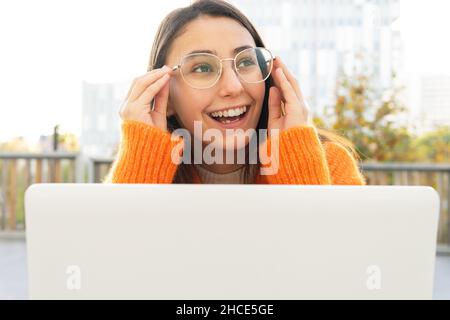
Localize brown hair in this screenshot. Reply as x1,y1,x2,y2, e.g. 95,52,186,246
147,0,360,183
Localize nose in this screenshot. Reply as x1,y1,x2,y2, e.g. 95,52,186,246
217,60,244,97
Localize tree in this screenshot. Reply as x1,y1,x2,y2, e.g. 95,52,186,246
58,132,80,152
314,72,417,162
413,126,450,163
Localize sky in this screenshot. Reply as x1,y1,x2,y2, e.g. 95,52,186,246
397,0,450,75
0,0,449,143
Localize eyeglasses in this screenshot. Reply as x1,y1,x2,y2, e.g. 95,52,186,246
171,47,275,90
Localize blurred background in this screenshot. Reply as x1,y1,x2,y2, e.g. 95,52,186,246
0,0,449,299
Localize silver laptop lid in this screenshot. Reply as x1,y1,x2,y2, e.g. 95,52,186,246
25,184,440,299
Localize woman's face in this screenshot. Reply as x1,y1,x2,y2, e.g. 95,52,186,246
165,15,266,150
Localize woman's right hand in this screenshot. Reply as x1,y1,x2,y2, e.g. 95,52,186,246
119,65,172,132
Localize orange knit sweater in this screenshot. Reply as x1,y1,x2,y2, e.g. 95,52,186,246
105,120,366,185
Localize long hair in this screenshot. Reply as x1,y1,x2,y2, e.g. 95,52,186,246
147,0,360,183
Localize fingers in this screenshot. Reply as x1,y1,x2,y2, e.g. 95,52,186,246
124,79,137,102
129,66,172,102
272,57,304,101
274,68,299,107
136,73,171,106
272,57,310,119
119,77,139,118
268,86,282,122
152,78,170,118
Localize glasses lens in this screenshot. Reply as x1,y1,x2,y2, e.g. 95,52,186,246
236,47,273,83
180,54,221,89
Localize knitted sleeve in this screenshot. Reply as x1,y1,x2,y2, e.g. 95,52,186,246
323,141,367,185
259,126,366,185
103,120,182,184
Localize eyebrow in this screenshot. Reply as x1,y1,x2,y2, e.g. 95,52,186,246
186,45,254,56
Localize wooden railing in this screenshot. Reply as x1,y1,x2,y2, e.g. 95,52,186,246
0,153,79,230
1,154,449,249
362,163,450,246
91,160,450,247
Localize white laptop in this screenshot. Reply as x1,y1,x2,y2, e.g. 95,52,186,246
24,184,440,300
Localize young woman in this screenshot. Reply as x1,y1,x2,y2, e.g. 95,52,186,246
104,0,366,185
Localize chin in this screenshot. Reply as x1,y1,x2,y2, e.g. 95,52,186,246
218,131,257,155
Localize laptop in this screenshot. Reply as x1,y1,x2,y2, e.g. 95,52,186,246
24,184,440,300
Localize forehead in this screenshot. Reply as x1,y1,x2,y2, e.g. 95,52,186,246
167,16,257,63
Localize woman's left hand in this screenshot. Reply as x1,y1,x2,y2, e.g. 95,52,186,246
267,56,313,133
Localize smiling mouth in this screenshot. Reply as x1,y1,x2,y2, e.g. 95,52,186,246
207,105,250,124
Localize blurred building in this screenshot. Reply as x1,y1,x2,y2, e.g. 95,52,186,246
80,81,129,158
231,0,402,115
419,75,450,129
79,0,404,159
37,135,53,153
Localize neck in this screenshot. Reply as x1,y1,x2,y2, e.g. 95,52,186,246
196,143,249,174
198,162,245,174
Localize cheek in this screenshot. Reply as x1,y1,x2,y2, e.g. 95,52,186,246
245,82,265,107
255,83,266,104
246,83,266,120
169,82,211,129
179,92,209,121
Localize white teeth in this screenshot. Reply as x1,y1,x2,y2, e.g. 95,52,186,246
210,105,249,119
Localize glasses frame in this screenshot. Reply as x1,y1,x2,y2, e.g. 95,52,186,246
171,47,276,90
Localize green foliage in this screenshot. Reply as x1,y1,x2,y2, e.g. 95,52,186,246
412,126,450,163
314,72,449,163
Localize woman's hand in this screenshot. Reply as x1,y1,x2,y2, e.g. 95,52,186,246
119,65,172,132
267,57,313,133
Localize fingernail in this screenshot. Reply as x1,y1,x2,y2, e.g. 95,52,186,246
162,65,170,71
